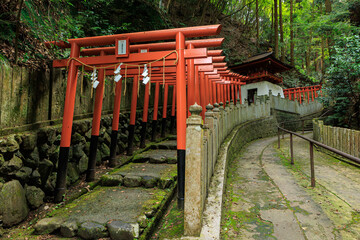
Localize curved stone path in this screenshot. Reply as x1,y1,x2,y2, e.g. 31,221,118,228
221,135,360,239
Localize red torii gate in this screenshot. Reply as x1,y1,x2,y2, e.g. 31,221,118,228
48,25,229,206
283,85,322,103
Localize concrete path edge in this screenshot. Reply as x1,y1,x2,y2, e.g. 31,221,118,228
200,118,272,239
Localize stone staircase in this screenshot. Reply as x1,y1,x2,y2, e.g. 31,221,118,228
33,139,177,240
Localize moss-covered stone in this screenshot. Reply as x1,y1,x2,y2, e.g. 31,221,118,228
21,133,37,151
0,153,4,167
0,180,29,227
0,135,20,153
78,221,108,240
0,155,23,174
38,159,53,186
100,174,123,186
33,217,64,234
25,185,45,209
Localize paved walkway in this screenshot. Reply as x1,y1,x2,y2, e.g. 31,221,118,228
221,135,360,239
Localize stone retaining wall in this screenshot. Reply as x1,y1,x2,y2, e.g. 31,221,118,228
313,119,360,158
0,108,171,227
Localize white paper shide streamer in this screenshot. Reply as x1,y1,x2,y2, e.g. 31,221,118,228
114,63,123,83
142,64,150,85
91,69,99,89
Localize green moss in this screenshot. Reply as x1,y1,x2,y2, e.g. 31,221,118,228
152,199,184,239
47,186,103,218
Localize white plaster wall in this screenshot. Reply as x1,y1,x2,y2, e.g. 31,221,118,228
241,81,284,103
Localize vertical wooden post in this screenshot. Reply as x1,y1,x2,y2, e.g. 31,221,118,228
187,43,195,107
140,82,150,148
87,50,106,182
278,127,281,149
109,77,123,167
290,133,294,165
127,75,139,155
200,71,206,118
55,42,80,203
161,83,169,137
152,82,160,141
310,142,315,187
176,32,186,209
170,85,176,134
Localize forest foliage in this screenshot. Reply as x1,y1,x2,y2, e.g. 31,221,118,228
0,0,359,127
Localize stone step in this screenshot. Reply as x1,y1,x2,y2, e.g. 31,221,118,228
151,140,177,150
34,186,174,239
100,163,177,189
133,149,177,164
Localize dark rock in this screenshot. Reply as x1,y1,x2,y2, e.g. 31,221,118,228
33,217,64,234
0,154,4,167
142,176,158,188
72,132,86,145
100,143,110,159
107,220,139,240
30,170,41,186
15,166,32,182
84,142,90,155
0,180,29,227
85,129,92,140
25,185,45,209
103,132,111,145
0,135,20,153
123,175,142,187
21,133,37,151
0,155,23,174
78,155,88,174
26,147,40,168
37,128,56,145
44,173,56,194
49,145,59,165
60,220,78,237
53,134,61,145
100,174,123,186
67,162,80,184
94,151,102,166
38,143,50,159
38,159,53,186
14,150,24,160
73,120,89,135
78,221,108,240
72,144,85,160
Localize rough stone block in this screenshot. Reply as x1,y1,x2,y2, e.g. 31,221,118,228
25,185,45,209
107,220,139,240
34,217,64,234
78,221,108,240
0,180,29,227
60,220,78,237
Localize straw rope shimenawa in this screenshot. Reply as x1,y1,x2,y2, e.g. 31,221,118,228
65,49,181,98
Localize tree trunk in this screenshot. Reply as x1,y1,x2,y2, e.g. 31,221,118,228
325,0,332,13
290,0,295,66
14,0,24,65
279,0,285,62
274,0,279,58
256,0,259,46
306,32,312,74
321,37,325,82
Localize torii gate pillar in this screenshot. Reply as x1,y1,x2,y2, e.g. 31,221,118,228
176,32,186,209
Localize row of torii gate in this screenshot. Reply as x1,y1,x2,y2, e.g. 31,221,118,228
47,24,321,206
47,24,249,204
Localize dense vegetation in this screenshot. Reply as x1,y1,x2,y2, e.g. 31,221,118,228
0,0,359,127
